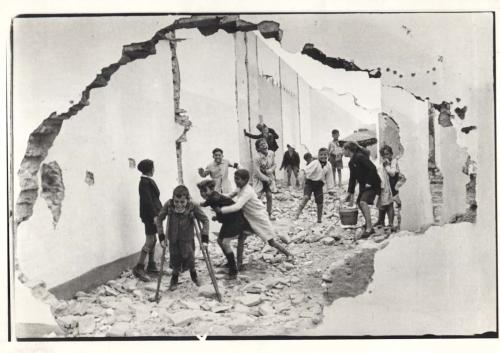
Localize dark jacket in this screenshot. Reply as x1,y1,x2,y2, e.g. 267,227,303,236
139,176,162,223
245,128,280,152
280,150,300,169
347,152,381,194
201,192,250,238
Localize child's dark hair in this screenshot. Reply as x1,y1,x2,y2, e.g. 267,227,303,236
172,185,190,199
137,159,154,174
318,147,329,154
343,141,370,157
332,129,339,135
303,152,312,161
255,138,267,150
234,169,250,182
212,148,223,155
380,144,393,155
197,179,216,191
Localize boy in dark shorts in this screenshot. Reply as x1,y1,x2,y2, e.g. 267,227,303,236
343,142,381,238
155,185,210,291
197,179,251,278
134,159,162,282
294,148,334,223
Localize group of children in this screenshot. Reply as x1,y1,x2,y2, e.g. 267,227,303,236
132,125,405,291
133,145,293,290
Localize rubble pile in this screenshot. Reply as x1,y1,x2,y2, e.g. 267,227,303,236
48,183,394,337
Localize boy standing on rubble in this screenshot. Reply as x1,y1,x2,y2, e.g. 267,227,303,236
198,148,239,194
253,138,278,220
134,159,162,282
155,185,210,291
328,129,344,187
294,149,335,223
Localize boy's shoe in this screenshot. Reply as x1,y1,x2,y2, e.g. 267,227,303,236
359,228,375,239
146,262,160,274
133,264,151,282
227,253,238,279
169,274,179,291
190,270,201,287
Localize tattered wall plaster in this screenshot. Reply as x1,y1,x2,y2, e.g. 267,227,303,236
378,113,404,158
15,39,176,288
280,59,301,164
434,125,469,223
40,161,65,228
381,86,434,231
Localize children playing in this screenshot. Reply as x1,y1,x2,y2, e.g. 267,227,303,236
216,169,293,259
198,148,238,193
343,141,381,239
197,179,251,278
253,138,277,220
328,129,344,187
155,185,210,291
280,144,301,188
295,148,335,223
375,145,406,231
133,159,163,282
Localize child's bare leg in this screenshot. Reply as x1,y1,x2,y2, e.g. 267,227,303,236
293,168,300,187
316,202,323,223
374,207,386,227
287,168,292,186
359,201,373,231
266,190,274,219
268,239,291,258
387,203,395,227
337,169,342,186
332,165,337,186
236,233,248,270
295,196,310,219
395,201,402,230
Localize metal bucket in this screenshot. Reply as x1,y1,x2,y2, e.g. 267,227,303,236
339,205,359,225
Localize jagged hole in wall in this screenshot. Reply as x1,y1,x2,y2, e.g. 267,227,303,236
128,158,136,169
85,171,94,186
40,161,65,228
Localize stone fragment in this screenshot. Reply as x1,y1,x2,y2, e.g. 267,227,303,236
52,301,69,315
104,286,120,296
115,313,132,322
284,262,295,271
321,237,335,245
212,304,232,313
179,300,200,310
56,315,79,329
233,303,250,313
258,303,275,316
273,300,292,313
239,294,262,307
106,322,130,337
166,310,200,327
262,253,274,262
290,293,306,305
77,315,96,334
229,313,255,333
200,302,212,311
198,284,217,299
243,282,266,294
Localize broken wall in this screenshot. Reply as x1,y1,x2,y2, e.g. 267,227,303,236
433,115,469,223
14,39,176,290
381,86,434,231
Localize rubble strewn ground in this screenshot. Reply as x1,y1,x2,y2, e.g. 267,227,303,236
48,182,397,337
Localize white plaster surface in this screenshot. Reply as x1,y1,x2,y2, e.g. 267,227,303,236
309,223,496,336
381,86,434,231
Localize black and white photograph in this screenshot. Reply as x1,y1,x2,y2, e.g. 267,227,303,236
4,1,499,349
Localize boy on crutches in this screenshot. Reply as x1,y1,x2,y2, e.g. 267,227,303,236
155,185,210,291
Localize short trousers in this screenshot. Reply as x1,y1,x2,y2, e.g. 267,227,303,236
304,179,324,204
286,165,299,174
144,221,157,235
329,155,343,170
357,188,379,205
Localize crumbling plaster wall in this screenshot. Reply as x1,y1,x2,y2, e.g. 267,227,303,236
15,38,177,289
381,86,434,231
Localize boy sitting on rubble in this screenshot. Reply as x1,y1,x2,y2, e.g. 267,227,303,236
295,148,335,223
215,169,293,260
133,159,163,282
375,145,406,232
197,179,252,278
155,185,210,291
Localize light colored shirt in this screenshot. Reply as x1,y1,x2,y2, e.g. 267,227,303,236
205,159,233,193
328,140,343,159
304,160,334,192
